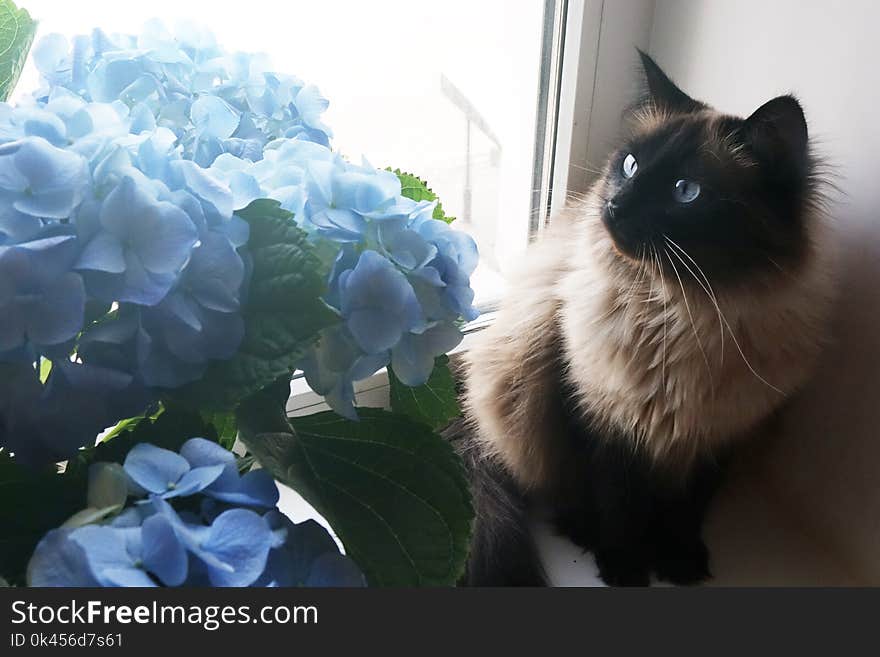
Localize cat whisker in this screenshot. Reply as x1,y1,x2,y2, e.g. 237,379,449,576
567,161,607,176
651,244,669,392
663,243,715,395
664,236,725,367
622,246,651,368
664,241,783,395
623,245,648,309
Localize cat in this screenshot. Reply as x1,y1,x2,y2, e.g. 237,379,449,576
447,51,836,586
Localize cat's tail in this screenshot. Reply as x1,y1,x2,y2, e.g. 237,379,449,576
443,417,547,586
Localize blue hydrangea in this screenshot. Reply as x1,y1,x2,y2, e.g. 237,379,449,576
76,176,199,305
0,22,332,464
295,190,478,416
0,233,85,352
123,442,226,500
209,139,480,416
28,438,364,588
1,21,479,460
0,137,89,218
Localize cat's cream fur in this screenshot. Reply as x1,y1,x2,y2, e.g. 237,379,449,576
463,188,835,490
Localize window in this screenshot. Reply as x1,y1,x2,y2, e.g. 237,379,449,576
17,0,571,309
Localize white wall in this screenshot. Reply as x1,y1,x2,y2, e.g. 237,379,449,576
650,0,880,582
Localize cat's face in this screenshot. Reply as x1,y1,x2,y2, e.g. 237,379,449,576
599,51,815,282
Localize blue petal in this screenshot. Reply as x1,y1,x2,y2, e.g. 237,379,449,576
129,102,157,133
33,33,69,77
165,464,226,498
0,209,41,244
171,160,234,219
130,201,198,275
341,250,423,353
141,514,188,586
158,292,202,331
390,337,435,388
68,525,155,587
179,436,236,469
392,323,463,386
195,509,274,587
26,272,85,347
27,529,99,587
225,171,262,209
9,137,88,218
332,169,398,214
87,57,145,103
218,215,250,248
83,256,175,307
257,515,329,586
124,253,177,305
76,231,126,273
101,177,197,275
206,469,280,509
97,567,158,587
306,553,366,587
21,109,68,145
378,223,437,271
191,96,240,139
348,308,403,354
179,438,279,508
183,231,244,312
123,443,191,495
324,380,358,420
293,84,331,135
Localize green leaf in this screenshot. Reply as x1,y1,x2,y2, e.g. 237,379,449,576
389,355,460,431
202,411,237,450
98,404,163,445
237,384,473,586
38,357,51,383
171,199,338,410
0,0,36,102
392,169,455,224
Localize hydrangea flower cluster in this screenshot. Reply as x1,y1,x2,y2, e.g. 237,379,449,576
0,21,478,464
1,22,333,464
2,20,334,375
209,143,480,418
28,437,365,587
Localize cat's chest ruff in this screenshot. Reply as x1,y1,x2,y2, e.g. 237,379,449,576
556,257,821,461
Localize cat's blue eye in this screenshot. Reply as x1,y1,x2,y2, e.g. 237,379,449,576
622,153,638,178
673,179,701,203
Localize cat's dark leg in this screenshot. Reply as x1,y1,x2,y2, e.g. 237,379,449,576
552,420,723,587
650,456,723,585
552,433,657,586
587,441,657,586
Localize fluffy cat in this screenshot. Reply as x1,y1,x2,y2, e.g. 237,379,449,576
448,51,835,586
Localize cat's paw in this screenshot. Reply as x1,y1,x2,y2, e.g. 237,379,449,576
653,538,711,585
595,547,651,586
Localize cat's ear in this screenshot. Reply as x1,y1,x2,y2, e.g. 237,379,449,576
744,95,809,168
637,49,703,113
